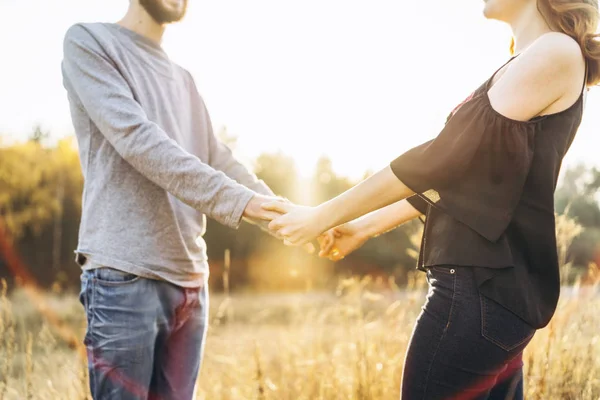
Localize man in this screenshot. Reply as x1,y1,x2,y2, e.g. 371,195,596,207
62,0,286,398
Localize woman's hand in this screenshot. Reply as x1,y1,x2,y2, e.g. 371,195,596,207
318,222,370,261
262,201,329,246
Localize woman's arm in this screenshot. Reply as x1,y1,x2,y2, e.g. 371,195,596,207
265,166,415,245
319,199,423,260
316,166,415,232
357,198,424,237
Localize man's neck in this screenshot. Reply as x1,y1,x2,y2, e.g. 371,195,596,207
117,7,165,45
510,4,553,55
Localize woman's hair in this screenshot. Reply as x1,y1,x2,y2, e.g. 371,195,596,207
537,0,600,86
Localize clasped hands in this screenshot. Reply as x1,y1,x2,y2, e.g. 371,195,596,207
246,195,369,261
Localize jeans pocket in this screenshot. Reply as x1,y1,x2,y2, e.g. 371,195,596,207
429,266,457,275
426,266,457,287
480,294,535,351
93,267,140,286
79,271,94,347
79,272,88,307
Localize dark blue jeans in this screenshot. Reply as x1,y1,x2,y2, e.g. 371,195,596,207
402,266,536,400
79,267,208,400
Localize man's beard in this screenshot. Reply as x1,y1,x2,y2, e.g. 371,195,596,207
139,0,188,24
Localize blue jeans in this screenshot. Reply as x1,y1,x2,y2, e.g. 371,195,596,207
402,266,536,400
79,267,208,400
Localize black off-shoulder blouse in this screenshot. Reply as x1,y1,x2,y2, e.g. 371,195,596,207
390,57,585,328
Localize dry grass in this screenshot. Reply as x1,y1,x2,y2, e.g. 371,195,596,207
0,273,599,400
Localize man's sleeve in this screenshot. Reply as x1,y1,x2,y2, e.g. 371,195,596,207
185,71,274,197
61,24,255,228
207,132,274,197
205,133,280,234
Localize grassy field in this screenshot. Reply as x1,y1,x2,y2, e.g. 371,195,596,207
0,274,599,400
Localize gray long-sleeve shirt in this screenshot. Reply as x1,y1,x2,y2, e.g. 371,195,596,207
62,22,273,287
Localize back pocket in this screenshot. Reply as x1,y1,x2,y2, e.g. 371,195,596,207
480,294,535,352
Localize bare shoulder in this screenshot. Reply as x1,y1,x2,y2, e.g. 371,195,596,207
521,32,584,74
495,32,584,89
487,33,584,121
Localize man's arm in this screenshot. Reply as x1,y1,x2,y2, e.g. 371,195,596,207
185,73,281,232
204,126,280,232
207,132,274,196
62,24,269,228
184,70,274,197
204,130,311,247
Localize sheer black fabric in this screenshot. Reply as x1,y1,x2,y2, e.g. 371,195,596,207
393,58,584,328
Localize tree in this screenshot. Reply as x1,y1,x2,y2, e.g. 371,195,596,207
310,156,353,206
0,136,83,289
29,124,50,145
254,152,300,201
555,164,600,267
0,141,60,241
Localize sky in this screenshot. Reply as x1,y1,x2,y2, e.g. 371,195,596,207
1,0,599,179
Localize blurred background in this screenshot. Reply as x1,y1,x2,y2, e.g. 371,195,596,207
1,1,600,398
1,0,599,293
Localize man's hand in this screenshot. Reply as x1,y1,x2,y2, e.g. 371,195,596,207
243,194,287,222
244,195,315,253
263,201,327,247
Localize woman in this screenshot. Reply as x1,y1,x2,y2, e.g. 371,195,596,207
264,0,600,398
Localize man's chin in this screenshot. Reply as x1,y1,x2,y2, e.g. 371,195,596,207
140,0,188,24
164,13,187,24
163,1,186,19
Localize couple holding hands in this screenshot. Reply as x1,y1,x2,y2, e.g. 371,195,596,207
62,0,599,398
258,168,422,262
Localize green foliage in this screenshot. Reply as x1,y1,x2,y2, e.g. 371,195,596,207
0,138,81,241
0,135,83,288
555,164,600,227
555,164,600,268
